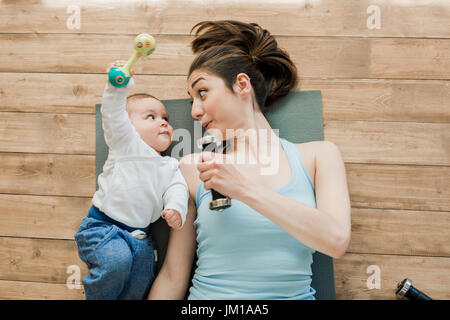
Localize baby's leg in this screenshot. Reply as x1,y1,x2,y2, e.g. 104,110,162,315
75,219,133,300
118,233,157,299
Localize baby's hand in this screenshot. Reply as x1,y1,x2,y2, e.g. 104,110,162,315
162,209,182,229
106,60,136,76
106,60,135,88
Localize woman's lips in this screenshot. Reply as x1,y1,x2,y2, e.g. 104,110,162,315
205,121,212,130
202,120,212,130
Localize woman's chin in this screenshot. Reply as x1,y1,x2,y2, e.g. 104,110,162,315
205,127,224,140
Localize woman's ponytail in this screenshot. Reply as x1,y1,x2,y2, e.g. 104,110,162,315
189,20,298,111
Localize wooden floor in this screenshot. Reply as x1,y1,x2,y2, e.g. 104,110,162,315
0,0,449,299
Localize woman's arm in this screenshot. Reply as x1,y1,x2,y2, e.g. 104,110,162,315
243,141,351,258
148,155,199,299
198,141,351,259
147,197,197,299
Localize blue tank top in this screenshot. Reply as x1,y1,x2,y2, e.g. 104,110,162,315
188,138,316,300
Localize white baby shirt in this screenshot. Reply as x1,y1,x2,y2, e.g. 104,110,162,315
92,81,189,228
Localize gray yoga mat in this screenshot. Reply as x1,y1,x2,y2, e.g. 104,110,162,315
95,90,336,300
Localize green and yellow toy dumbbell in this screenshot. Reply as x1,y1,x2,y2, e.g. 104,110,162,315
108,33,156,88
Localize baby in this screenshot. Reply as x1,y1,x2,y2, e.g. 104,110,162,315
74,61,189,300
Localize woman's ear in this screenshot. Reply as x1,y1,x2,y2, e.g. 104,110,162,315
233,73,252,98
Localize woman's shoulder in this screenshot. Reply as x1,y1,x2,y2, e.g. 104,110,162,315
293,140,340,185
179,153,202,198
294,139,338,150
294,140,339,154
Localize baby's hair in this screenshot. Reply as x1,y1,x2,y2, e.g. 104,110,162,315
126,93,160,114
127,93,159,102
189,20,298,112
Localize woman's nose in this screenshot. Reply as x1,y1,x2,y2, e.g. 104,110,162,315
191,101,204,120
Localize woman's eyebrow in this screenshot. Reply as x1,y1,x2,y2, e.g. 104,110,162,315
187,77,206,97
191,77,205,90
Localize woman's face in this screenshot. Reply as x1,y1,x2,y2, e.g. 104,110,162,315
187,69,252,140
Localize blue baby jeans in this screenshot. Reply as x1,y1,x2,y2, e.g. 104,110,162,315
74,206,157,300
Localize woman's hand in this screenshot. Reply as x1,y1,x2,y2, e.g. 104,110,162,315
197,151,252,200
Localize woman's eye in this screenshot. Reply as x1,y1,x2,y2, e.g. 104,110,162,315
199,90,207,98
147,114,154,119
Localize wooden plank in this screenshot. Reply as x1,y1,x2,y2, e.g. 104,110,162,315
301,79,450,123
278,36,450,80
0,112,95,155
0,0,448,38
325,121,450,166
0,73,100,114
1,34,449,79
0,279,84,300
346,163,450,212
334,253,450,300
0,153,448,211
1,110,448,165
1,237,449,300
1,73,449,124
0,34,191,76
0,73,189,114
348,208,450,257
370,37,450,79
0,237,88,284
0,153,95,197
1,193,448,258
0,194,90,240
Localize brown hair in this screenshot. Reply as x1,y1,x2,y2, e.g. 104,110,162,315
126,93,159,102
188,20,298,112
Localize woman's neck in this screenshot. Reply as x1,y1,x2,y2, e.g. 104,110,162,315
228,110,281,165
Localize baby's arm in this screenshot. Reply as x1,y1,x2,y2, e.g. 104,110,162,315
162,168,189,229
101,62,136,152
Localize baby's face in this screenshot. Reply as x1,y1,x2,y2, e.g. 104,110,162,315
127,98,174,154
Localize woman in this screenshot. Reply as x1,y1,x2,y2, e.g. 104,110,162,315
148,20,351,300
